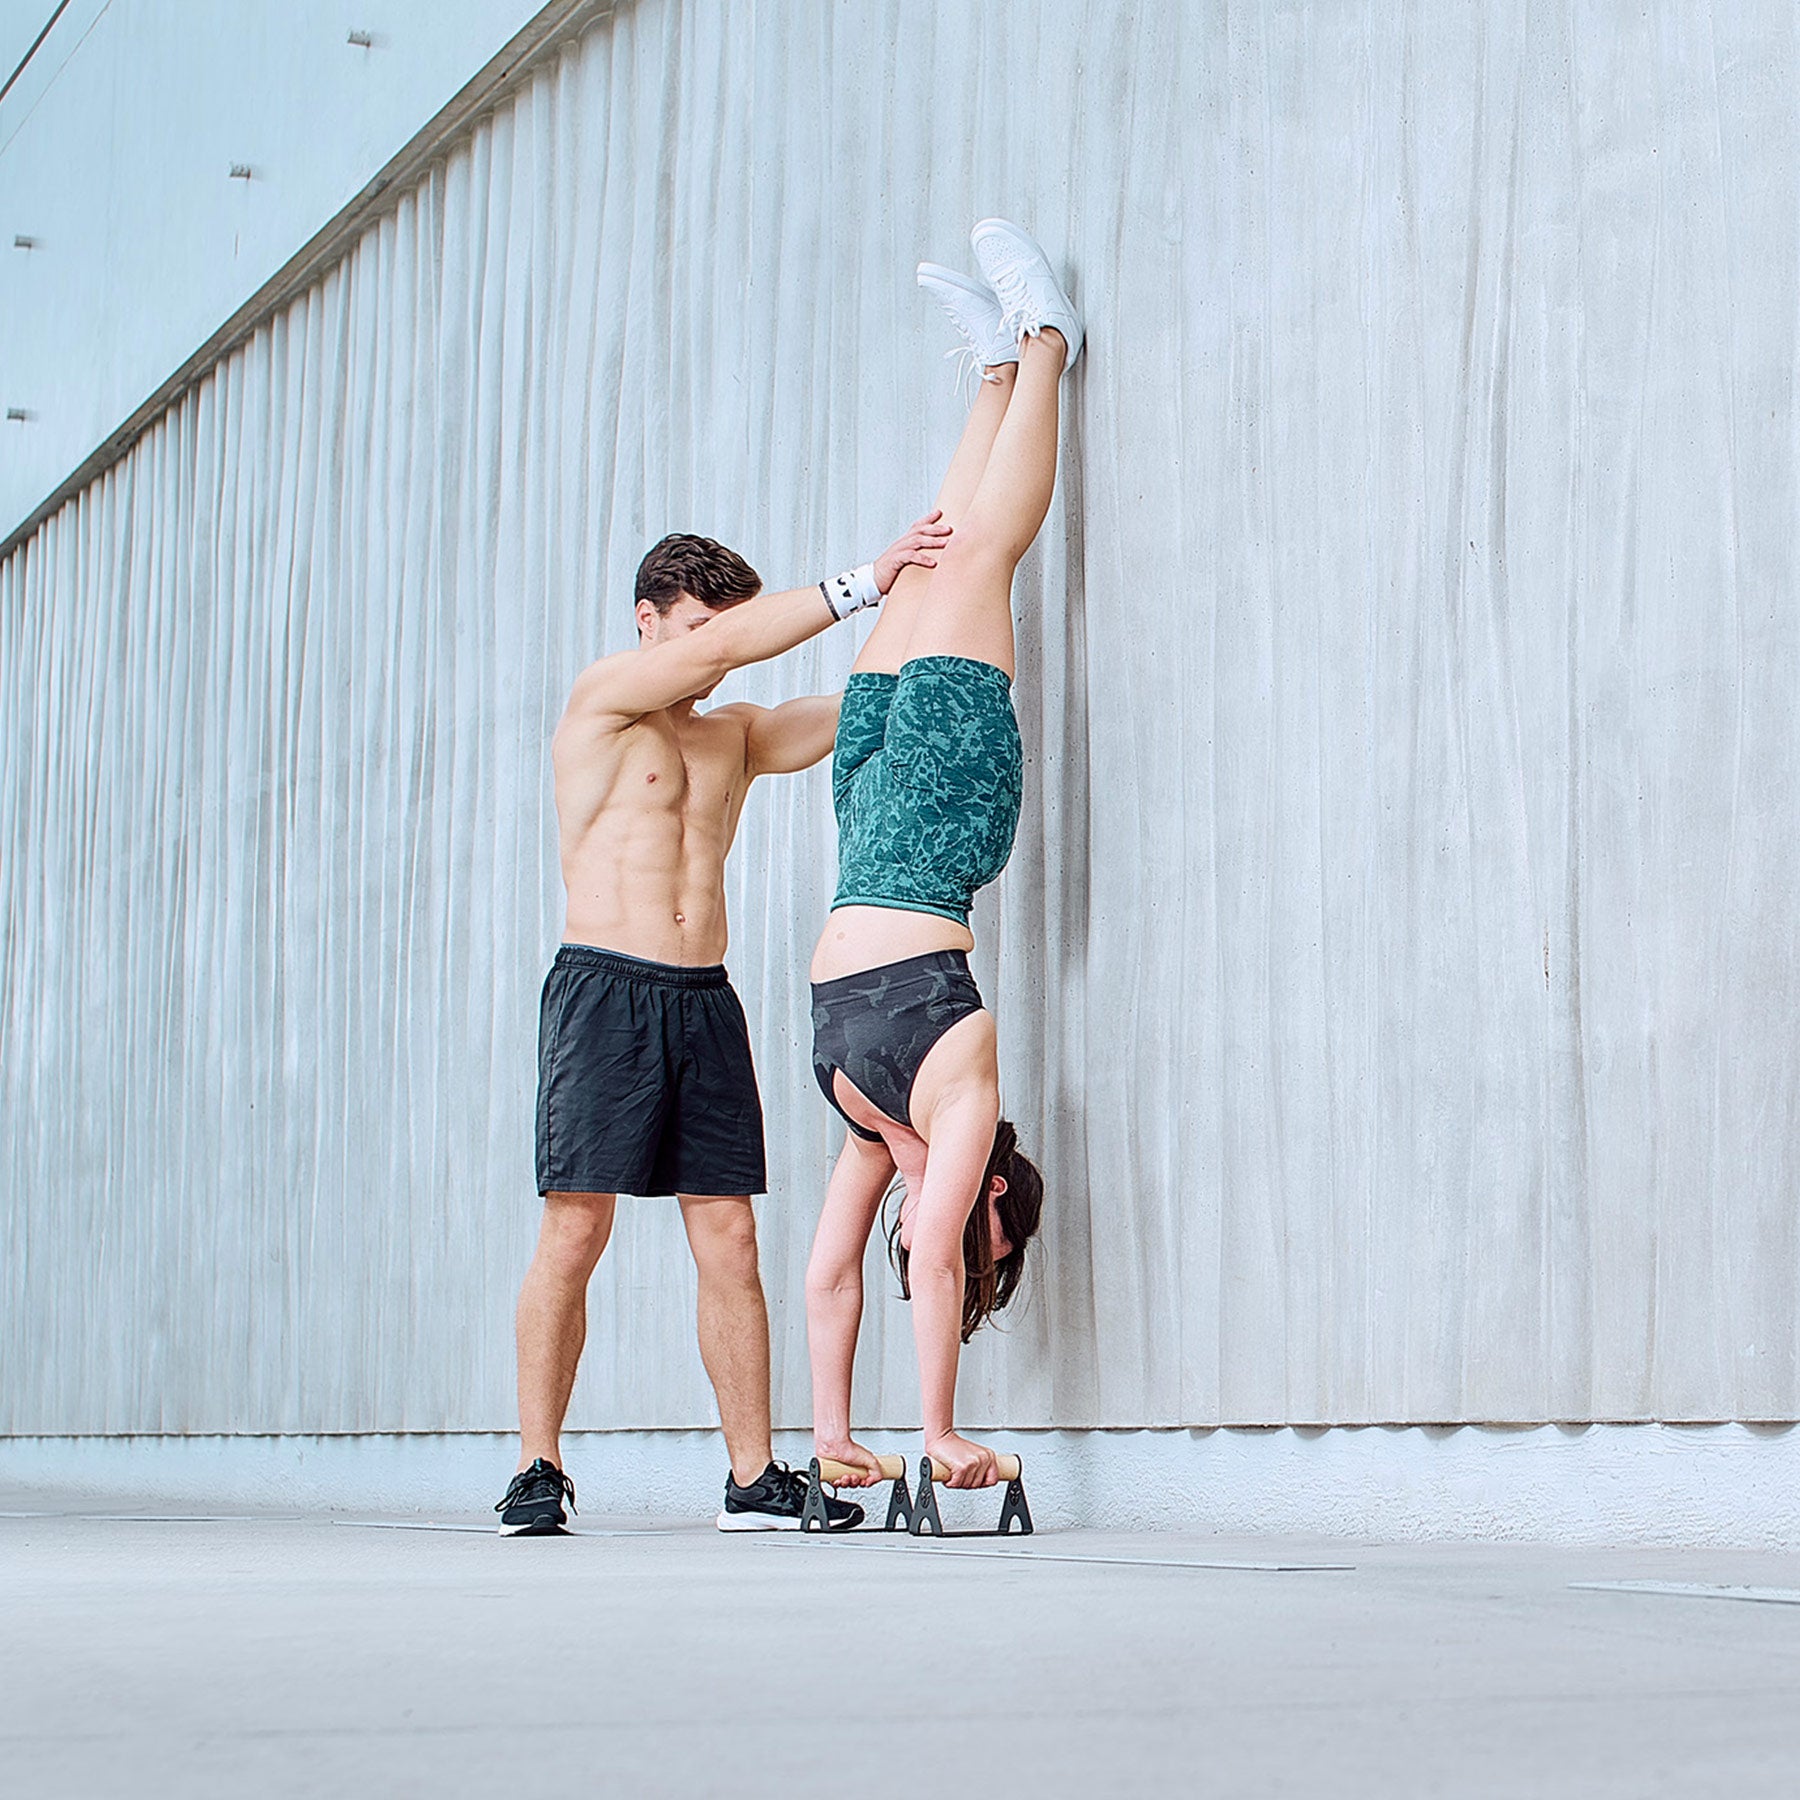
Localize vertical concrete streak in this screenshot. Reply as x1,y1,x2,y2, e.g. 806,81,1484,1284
4,0,1799,1434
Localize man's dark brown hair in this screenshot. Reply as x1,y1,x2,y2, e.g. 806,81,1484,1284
634,534,762,620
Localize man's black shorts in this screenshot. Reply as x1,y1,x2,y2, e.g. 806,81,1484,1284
534,945,767,1197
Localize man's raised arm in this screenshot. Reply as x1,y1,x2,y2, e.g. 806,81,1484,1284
743,693,842,777
569,513,950,725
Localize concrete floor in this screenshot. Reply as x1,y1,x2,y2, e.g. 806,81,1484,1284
6,1495,1800,1798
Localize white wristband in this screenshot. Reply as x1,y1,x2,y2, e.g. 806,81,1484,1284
820,562,883,622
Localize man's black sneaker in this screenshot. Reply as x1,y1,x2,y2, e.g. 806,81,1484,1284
716,1460,864,1532
495,1458,576,1536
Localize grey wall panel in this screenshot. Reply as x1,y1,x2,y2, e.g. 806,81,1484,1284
5,0,1800,1436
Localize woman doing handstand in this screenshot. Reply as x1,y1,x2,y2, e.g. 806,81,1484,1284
805,220,1081,1490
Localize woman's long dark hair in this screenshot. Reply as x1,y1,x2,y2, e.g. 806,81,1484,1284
887,1119,1045,1342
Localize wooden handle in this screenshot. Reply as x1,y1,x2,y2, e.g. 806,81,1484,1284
929,1452,1022,1483
816,1454,907,1484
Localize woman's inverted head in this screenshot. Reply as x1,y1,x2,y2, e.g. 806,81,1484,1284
889,1118,1045,1342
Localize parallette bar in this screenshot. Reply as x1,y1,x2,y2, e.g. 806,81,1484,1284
928,1453,1023,1483
815,1454,908,1485
911,1451,1033,1535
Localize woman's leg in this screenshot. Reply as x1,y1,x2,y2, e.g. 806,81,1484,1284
853,363,1018,676
896,329,1064,680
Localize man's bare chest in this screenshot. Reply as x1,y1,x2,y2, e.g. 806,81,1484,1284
619,715,745,823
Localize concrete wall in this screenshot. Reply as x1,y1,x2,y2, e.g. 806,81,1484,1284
7,1424,1800,1547
0,0,555,539
6,0,1800,1442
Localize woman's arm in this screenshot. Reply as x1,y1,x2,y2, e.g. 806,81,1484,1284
805,1128,896,1482
904,1091,1004,1486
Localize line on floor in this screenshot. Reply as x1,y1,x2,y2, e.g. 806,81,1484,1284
765,1539,1353,1571
920,1549,1354,1572
1570,1580,1800,1608
330,1519,687,1537
75,1514,303,1524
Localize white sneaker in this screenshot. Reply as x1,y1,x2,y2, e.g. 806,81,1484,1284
970,218,1083,371
917,261,1020,388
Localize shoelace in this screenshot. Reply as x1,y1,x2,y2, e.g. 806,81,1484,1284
984,256,1038,341
727,1460,794,1500
763,1462,814,1508
495,1462,577,1514
943,342,1006,401
986,255,1051,352
784,1463,864,1514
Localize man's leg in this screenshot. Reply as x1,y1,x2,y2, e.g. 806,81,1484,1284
854,363,1018,677
515,1190,617,1471
679,1194,775,1485
899,328,1065,679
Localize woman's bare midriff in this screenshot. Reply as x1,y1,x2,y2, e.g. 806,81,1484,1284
809,903,974,982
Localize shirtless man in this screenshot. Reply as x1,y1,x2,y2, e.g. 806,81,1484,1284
495,519,950,1536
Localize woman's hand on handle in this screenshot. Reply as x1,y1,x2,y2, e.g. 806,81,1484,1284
812,1438,888,1489
926,1432,1002,1490
872,510,952,593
